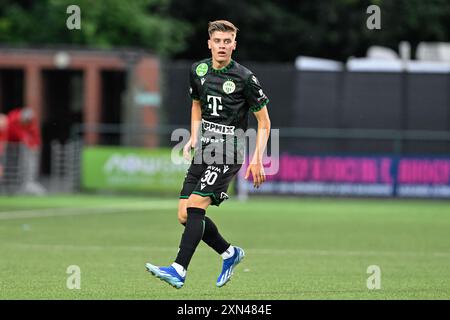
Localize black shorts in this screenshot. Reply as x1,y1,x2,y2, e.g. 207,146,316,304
179,162,242,206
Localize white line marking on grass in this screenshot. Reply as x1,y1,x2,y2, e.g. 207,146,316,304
0,201,176,220
5,243,175,252
4,243,450,258
250,248,450,258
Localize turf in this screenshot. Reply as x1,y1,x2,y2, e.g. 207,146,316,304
0,194,449,299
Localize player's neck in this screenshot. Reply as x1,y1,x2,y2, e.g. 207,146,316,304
212,58,232,70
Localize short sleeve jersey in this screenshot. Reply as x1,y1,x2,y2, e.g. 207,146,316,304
189,58,269,151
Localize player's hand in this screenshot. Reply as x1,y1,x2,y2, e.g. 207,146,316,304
183,139,192,161
244,162,266,188
183,139,197,161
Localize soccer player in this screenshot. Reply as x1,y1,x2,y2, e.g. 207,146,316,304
146,20,271,289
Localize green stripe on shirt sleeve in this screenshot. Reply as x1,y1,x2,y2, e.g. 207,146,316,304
250,98,269,113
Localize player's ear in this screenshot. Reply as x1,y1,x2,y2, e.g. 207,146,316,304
232,41,237,50
208,39,212,50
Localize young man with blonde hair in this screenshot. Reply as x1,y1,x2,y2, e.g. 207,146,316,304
146,20,271,289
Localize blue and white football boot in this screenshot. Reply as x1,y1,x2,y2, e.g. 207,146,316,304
216,246,245,287
145,263,185,289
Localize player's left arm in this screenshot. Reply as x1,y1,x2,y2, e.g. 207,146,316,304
245,106,271,188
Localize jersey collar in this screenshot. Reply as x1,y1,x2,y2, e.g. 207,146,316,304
208,58,234,74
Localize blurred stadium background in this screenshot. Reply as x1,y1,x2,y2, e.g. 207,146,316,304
0,0,449,299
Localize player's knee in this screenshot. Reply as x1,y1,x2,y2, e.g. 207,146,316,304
178,199,188,224
187,194,211,209
178,209,187,225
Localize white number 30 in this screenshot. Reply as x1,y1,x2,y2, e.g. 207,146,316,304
201,170,218,185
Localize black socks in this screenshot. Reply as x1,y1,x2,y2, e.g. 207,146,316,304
176,208,231,270
175,207,206,269
202,216,230,255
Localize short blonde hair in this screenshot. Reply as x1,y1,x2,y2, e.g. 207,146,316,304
208,20,238,38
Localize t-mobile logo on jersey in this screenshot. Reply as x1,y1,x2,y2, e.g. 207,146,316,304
207,95,223,116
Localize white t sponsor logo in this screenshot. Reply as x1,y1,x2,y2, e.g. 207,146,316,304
207,95,222,116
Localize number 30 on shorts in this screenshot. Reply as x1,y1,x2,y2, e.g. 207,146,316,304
201,170,218,185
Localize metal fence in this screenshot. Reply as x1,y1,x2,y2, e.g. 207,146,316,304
0,143,27,195
0,140,82,195
3,124,449,196
71,123,450,155
49,140,83,193
67,124,450,200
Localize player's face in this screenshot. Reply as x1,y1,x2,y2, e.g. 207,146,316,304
208,31,236,64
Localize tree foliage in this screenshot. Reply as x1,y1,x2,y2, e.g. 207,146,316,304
168,0,450,61
0,0,192,56
0,0,448,61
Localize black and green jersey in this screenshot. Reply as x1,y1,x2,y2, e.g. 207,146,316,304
189,58,269,153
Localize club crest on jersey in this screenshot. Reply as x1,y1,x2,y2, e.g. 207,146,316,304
196,63,208,77
222,80,236,94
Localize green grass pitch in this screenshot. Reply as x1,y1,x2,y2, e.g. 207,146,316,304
0,194,449,299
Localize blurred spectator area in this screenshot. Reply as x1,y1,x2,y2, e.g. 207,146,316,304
0,47,161,175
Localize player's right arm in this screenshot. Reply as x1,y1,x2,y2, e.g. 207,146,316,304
183,100,201,160
183,62,203,160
